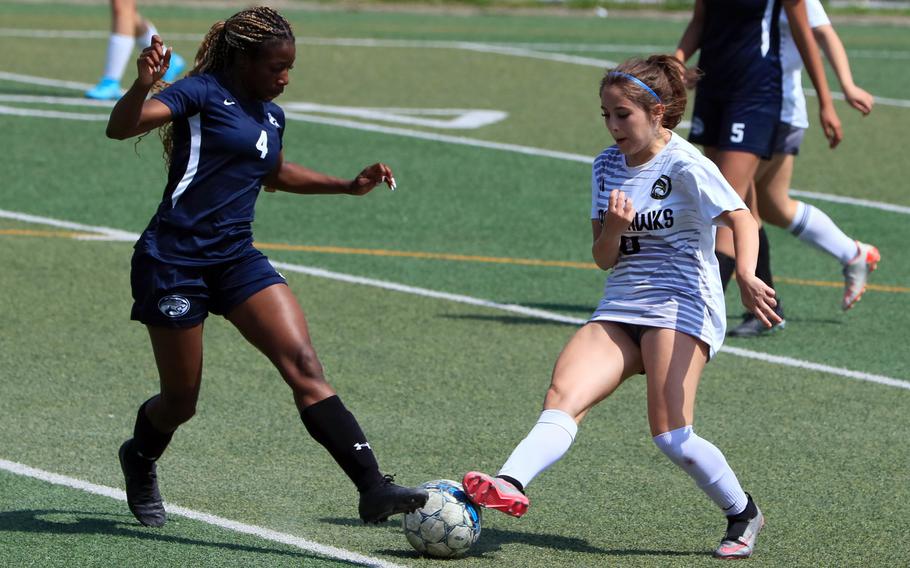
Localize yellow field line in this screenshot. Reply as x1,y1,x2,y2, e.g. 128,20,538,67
4,228,906,294
0,228,98,239
254,241,596,269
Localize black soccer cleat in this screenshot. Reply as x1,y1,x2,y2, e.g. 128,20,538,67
727,303,786,338
118,439,167,527
358,474,428,524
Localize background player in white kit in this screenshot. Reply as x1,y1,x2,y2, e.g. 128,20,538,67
461,55,781,559
753,0,880,317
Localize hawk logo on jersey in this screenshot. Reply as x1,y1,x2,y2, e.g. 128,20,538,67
650,175,672,200
158,295,190,318
690,116,704,137
267,112,281,129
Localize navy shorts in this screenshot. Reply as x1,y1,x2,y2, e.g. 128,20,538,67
769,122,806,156
688,95,781,159
130,247,287,328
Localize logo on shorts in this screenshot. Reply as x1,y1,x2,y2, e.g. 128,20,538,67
158,295,190,318
690,116,704,137
650,175,672,200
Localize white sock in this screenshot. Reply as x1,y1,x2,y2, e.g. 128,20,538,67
788,201,858,265
102,33,135,82
497,409,578,490
653,426,748,516
139,22,158,49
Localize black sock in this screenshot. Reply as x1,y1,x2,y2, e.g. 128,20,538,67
300,395,384,493
755,227,775,290
132,398,174,461
728,493,758,521
716,251,736,291
496,475,525,494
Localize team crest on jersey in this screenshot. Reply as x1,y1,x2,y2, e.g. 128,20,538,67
691,116,704,137
650,175,672,200
158,295,190,318
267,112,281,128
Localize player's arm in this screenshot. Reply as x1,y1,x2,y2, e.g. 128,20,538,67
592,189,634,271
106,35,174,139
784,0,843,148
715,209,782,328
813,24,874,115
674,0,705,64
263,152,395,195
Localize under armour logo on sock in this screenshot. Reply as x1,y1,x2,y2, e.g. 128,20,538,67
353,442,372,451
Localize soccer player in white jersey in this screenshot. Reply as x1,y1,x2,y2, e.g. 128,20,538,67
461,55,781,559
750,0,879,320
85,0,186,100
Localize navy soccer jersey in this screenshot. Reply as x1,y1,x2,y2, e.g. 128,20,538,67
696,0,783,102
137,73,285,265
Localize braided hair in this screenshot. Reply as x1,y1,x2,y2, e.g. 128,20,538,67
157,7,294,164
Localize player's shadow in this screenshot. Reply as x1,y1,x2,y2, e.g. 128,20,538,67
0,509,362,565
371,525,703,559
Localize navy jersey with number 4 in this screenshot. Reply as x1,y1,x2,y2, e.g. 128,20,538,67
136,73,285,265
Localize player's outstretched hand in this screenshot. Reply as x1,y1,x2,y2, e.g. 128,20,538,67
349,163,396,195
137,35,171,88
820,104,843,149
844,84,874,116
737,274,782,329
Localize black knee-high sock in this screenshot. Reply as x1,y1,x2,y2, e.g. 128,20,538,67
300,395,384,493
755,227,775,290
716,251,736,291
132,398,174,461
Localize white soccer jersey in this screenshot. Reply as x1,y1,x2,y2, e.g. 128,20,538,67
779,0,831,128
589,133,747,358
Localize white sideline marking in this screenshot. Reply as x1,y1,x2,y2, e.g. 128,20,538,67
0,459,408,568
1,208,906,391
1,73,907,216
0,88,507,131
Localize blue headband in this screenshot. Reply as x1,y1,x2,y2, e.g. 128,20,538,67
608,72,662,103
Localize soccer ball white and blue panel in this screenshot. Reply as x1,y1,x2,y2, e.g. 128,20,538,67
402,479,482,558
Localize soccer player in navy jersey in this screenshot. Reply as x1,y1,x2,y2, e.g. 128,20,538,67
461,56,780,560
675,0,843,337
105,6,427,528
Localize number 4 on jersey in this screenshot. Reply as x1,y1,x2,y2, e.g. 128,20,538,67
256,130,268,159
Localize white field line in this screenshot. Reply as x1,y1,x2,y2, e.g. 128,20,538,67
3,27,910,60
0,459,407,568
1,208,907,391
1,72,908,216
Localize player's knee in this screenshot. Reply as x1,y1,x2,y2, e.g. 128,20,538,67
282,344,325,388
158,396,196,426
757,200,789,228
652,425,695,466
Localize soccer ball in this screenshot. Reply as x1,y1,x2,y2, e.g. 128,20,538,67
402,479,482,558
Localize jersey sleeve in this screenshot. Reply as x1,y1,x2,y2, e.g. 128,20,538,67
590,155,603,221
152,75,208,119
681,161,747,226
271,105,286,147
806,0,831,29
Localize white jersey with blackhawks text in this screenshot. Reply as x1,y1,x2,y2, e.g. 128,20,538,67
589,133,747,358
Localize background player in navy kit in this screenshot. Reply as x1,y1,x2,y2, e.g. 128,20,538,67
105,7,426,528
674,0,843,337
461,56,780,559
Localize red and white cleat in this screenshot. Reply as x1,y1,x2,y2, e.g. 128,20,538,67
842,241,881,311
461,471,529,518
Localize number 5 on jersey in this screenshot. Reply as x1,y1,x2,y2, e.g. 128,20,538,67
256,130,268,159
